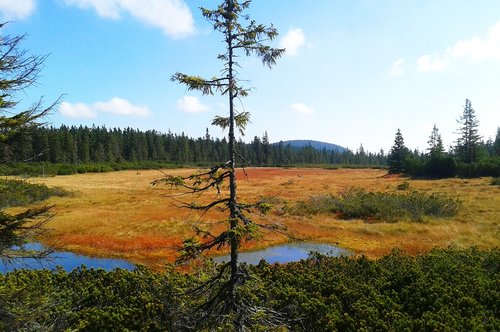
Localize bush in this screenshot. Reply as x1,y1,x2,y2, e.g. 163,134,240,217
0,178,68,208
404,156,500,179
1,248,497,331
457,160,500,178
288,188,461,222
0,267,188,331
255,247,500,331
424,156,458,178
396,180,410,190
0,162,180,177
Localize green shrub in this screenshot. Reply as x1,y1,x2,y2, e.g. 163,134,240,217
255,247,499,331
0,179,68,208
0,162,180,177
56,164,77,175
288,188,461,222
404,156,500,179
491,177,500,186
0,248,498,331
396,180,410,190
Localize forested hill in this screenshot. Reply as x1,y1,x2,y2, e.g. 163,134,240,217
279,140,346,152
0,125,386,166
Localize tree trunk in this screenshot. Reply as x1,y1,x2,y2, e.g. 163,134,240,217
226,0,239,304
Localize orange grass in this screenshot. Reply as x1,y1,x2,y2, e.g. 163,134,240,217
13,168,500,267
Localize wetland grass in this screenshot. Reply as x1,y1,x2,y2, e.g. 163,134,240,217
12,168,498,266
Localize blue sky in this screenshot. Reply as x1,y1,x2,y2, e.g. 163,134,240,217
1,0,499,153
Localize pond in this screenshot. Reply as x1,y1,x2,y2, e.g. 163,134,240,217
0,243,134,273
213,242,351,265
1,242,350,273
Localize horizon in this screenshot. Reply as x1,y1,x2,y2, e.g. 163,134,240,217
1,0,499,153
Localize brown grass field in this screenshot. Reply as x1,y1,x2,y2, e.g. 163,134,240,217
9,168,500,269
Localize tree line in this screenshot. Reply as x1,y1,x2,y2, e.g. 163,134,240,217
387,99,500,178
0,125,387,167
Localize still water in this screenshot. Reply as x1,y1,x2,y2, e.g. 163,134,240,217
0,243,134,273
213,242,351,265
1,242,350,273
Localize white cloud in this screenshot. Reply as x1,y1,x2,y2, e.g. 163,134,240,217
64,0,195,38
60,98,150,118
450,21,500,62
64,0,120,19
177,96,209,113
417,21,500,73
60,101,97,119
416,54,450,73
389,58,405,77
0,0,36,20
94,97,151,116
280,28,306,56
290,102,314,115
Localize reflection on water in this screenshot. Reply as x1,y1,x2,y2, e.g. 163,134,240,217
1,243,351,273
0,243,134,273
213,242,351,265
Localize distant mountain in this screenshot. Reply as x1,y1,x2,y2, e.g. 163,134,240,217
275,140,347,153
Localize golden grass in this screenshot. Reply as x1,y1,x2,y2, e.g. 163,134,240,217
13,168,500,267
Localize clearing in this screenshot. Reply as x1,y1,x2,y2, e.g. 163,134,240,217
9,168,499,268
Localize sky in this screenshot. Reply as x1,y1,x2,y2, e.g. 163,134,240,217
1,0,499,153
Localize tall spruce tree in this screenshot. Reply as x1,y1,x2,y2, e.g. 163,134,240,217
0,24,58,261
153,1,284,329
455,99,481,163
387,128,409,174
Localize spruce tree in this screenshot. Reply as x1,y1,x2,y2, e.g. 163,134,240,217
0,23,59,261
493,127,500,157
0,24,59,146
427,124,445,158
387,128,409,174
153,1,284,328
455,99,482,163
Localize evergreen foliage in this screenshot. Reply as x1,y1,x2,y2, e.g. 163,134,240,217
287,188,461,222
394,101,499,179
0,23,60,262
0,248,497,331
427,124,445,158
0,125,387,171
155,1,286,328
387,129,409,174
455,99,482,163
494,127,500,156
0,179,67,208
0,24,59,146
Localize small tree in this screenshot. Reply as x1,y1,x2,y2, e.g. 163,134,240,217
387,128,409,174
421,124,458,178
427,124,445,158
493,127,500,157
153,0,284,329
0,24,59,262
455,99,481,163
